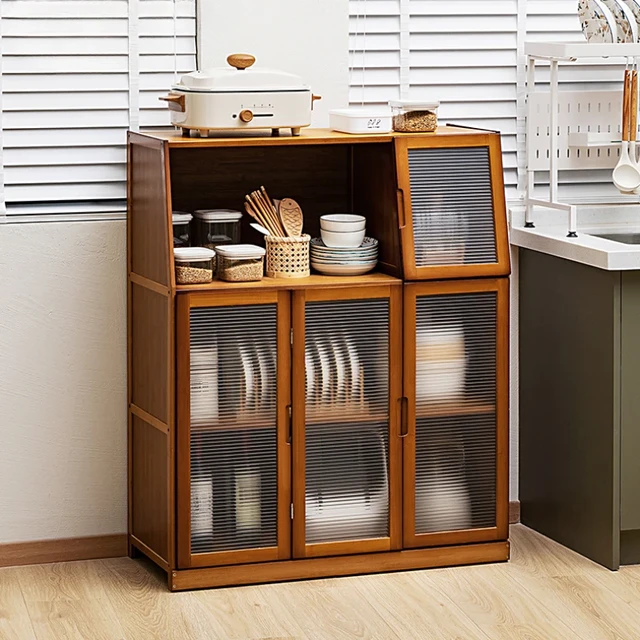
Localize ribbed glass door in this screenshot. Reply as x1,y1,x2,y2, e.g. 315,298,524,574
403,280,509,548
395,135,510,281
177,291,291,569
292,286,402,558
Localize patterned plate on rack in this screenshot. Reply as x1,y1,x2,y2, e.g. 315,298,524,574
602,0,638,41
621,0,640,33
578,0,617,42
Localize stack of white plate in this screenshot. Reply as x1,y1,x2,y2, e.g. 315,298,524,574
310,237,379,276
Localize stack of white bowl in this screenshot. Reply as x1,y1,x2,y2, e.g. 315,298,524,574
311,214,378,276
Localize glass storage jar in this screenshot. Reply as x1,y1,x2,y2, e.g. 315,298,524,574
174,247,215,285
193,209,242,251
216,245,266,282
389,100,440,133
172,211,192,247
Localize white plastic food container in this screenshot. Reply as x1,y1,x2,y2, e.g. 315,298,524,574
216,244,266,282
174,247,215,285
389,100,440,133
329,107,392,134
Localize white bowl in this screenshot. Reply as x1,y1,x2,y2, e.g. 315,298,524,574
320,228,366,248
320,214,366,232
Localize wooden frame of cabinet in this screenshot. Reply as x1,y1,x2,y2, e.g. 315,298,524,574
402,278,510,549
128,127,510,591
395,133,510,281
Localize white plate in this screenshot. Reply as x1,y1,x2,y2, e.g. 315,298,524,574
305,345,316,403
344,336,361,403
333,334,347,401
311,237,378,251
311,258,378,266
315,337,332,403
239,342,255,411
255,342,270,411
579,0,617,42
311,261,378,276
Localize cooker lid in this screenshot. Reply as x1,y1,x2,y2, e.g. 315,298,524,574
175,53,309,93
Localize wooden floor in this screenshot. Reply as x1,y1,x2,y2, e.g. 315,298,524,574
2,525,640,639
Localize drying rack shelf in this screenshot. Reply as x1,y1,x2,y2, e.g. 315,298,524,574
524,41,640,237
525,42,640,60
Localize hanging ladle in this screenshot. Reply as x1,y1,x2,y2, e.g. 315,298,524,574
613,64,640,193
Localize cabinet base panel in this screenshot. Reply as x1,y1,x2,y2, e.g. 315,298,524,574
621,530,640,566
161,541,509,591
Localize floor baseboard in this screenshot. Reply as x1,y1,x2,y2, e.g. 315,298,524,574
0,504,521,570
0,534,127,569
509,500,521,525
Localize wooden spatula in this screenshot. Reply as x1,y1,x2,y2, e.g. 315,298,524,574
278,198,304,237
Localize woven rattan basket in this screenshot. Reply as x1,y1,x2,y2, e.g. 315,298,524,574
265,234,310,278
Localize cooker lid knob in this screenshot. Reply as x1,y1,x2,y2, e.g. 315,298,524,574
227,54,256,70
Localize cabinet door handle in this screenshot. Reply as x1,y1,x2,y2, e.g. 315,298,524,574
396,189,406,230
287,404,292,444
399,397,409,438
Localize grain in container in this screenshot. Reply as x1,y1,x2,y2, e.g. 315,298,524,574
172,211,192,247
389,100,440,133
216,245,265,282
174,247,215,285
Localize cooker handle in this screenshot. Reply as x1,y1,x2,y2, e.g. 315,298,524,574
312,94,322,110
159,94,186,113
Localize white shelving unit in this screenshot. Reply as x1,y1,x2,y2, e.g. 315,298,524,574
525,41,640,237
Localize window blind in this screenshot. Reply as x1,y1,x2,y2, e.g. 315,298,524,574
526,0,626,201
0,0,196,222
349,0,518,198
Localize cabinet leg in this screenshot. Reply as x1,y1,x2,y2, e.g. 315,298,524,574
291,127,301,136
271,128,280,137
128,539,140,559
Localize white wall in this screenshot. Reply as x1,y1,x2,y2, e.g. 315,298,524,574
196,0,350,127
0,222,127,543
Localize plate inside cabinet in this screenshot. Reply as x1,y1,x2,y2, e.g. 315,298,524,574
344,335,362,404
333,333,348,403
578,0,617,42
316,336,332,404
305,343,316,404
239,342,255,412
621,0,640,33
602,0,637,41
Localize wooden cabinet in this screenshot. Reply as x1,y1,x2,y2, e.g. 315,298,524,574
292,285,403,558
175,290,292,569
127,128,510,591
394,134,510,281
403,279,509,548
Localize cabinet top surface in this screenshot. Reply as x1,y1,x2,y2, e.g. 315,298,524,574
129,126,488,148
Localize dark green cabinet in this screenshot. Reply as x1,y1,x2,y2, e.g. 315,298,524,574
519,249,640,569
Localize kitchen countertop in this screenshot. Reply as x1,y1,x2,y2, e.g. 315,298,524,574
510,205,640,270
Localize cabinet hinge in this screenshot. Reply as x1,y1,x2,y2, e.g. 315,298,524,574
290,503,294,519
290,328,293,345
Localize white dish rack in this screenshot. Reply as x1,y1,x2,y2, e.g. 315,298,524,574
525,41,640,237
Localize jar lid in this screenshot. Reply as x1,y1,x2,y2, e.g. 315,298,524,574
172,211,193,224
215,244,266,259
193,209,243,222
389,100,440,110
174,247,215,262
